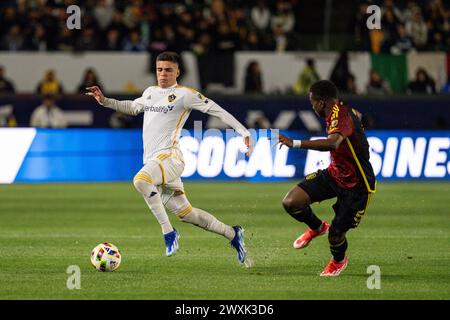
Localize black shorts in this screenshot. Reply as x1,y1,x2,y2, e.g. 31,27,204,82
297,169,374,232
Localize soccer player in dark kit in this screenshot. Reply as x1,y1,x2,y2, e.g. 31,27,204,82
272,80,376,276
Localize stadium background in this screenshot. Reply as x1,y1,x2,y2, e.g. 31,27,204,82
0,0,449,301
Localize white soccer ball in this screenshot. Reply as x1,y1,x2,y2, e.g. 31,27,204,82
90,243,121,272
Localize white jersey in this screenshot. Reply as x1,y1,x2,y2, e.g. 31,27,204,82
102,83,250,164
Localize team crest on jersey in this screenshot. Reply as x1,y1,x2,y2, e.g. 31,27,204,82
168,94,176,102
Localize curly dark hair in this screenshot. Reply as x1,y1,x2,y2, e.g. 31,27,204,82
310,80,338,100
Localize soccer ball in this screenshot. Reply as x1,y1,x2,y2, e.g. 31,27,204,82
90,243,121,272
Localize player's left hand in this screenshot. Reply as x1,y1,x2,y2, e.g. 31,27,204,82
270,128,293,149
244,136,253,157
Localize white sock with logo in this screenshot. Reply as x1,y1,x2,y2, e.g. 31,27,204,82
143,191,174,234
135,179,173,235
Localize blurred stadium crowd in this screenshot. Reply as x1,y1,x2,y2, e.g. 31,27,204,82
0,0,302,52
0,0,449,53
356,0,450,53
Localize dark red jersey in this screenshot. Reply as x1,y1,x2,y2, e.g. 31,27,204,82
326,101,376,192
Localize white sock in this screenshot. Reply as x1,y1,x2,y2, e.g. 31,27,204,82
181,207,235,240
136,181,173,234
143,194,173,234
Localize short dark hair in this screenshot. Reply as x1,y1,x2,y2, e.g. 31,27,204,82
156,51,180,66
310,80,338,100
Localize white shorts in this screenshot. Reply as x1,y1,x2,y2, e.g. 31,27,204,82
139,148,186,205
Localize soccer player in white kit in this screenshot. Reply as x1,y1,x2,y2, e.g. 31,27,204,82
86,52,252,264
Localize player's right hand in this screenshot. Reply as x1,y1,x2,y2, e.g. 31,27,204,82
85,86,105,104
270,128,293,149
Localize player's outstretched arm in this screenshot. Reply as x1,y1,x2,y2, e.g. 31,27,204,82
186,91,252,156
85,86,142,116
205,104,253,156
270,128,343,152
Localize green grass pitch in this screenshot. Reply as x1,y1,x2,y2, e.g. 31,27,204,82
0,182,449,300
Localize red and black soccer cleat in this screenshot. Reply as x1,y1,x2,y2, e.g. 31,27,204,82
293,221,330,249
320,257,349,277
